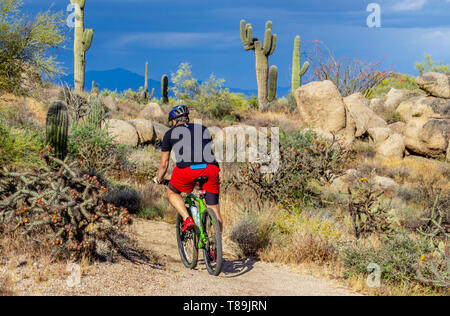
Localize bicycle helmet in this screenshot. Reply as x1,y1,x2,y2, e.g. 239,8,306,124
168,105,189,121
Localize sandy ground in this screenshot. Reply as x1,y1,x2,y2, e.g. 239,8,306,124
2,219,359,296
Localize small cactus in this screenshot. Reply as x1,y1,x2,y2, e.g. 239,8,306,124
91,80,99,94
45,101,69,160
161,74,169,104
291,35,309,93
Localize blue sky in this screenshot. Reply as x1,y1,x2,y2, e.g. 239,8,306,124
23,0,450,90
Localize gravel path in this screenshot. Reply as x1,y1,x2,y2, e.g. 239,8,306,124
2,219,359,296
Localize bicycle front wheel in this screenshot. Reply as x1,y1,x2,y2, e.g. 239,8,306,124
202,208,223,276
176,214,198,269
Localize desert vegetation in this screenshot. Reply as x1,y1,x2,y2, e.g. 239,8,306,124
0,0,449,296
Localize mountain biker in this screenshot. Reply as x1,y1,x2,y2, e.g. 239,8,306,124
153,105,222,233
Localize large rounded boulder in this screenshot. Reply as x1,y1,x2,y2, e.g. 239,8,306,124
396,96,450,157
344,92,387,137
415,72,450,99
295,80,346,133
106,119,139,147
129,119,155,144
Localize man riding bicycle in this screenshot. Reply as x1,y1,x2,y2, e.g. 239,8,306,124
153,105,223,233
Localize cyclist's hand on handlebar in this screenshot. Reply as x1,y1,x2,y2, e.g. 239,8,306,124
153,177,169,185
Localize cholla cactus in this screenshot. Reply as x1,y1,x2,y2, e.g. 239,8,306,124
240,19,277,109
71,0,94,93
0,150,130,259
291,35,309,93
45,101,69,161
161,74,169,104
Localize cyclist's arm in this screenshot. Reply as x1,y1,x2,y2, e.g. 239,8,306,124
155,151,170,183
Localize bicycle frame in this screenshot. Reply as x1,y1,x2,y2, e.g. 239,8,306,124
184,193,208,249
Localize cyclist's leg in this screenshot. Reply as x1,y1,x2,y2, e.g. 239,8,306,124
167,185,189,220
168,166,196,221
204,164,222,232
206,201,223,233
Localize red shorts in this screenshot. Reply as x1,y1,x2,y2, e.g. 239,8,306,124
170,164,220,194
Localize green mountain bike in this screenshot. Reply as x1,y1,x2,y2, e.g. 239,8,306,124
161,177,223,276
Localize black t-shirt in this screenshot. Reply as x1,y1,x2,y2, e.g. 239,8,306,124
161,123,218,169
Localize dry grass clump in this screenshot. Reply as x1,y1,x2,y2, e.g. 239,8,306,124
230,214,273,258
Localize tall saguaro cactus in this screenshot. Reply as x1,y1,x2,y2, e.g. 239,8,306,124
161,74,169,104
240,19,277,109
71,0,94,93
291,35,309,94
46,101,69,161
142,61,155,101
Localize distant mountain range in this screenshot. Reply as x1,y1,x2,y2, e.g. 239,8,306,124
60,68,290,98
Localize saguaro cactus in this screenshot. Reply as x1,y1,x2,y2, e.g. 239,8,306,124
46,101,69,160
71,0,94,93
291,35,309,94
161,74,169,104
240,19,277,109
91,80,99,94
142,61,155,101
268,66,278,102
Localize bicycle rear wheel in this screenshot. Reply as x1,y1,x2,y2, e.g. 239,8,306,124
202,208,223,276
176,214,198,269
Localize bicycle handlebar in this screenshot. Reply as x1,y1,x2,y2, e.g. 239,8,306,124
155,179,170,186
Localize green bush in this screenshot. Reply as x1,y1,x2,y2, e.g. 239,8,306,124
384,111,404,124
0,118,44,166
415,54,450,75
341,234,433,283
366,73,418,99
0,0,66,93
171,63,249,119
68,98,129,173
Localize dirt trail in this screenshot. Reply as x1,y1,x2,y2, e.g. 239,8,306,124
130,219,358,296
5,219,359,296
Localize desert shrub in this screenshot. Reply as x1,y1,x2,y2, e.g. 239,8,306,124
171,63,248,119
415,242,449,289
230,214,272,257
137,207,165,220
105,183,142,215
366,72,418,99
262,211,340,264
68,97,129,173
0,150,131,260
226,129,350,207
383,111,404,124
308,40,390,97
346,176,397,239
288,226,338,264
351,140,376,159
341,234,433,283
0,0,66,93
0,118,44,166
59,87,89,123
274,210,342,242
415,54,450,75
417,192,450,240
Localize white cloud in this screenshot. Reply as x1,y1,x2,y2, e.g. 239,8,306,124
392,0,427,11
